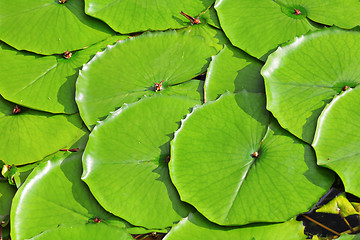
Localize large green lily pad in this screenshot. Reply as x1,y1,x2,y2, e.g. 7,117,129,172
274,0,360,29
313,86,360,197
76,31,216,128
0,96,85,165
82,95,200,229
84,0,214,33
170,92,333,225
262,27,360,144
177,22,230,53
29,224,133,240
11,152,132,240
215,0,320,60
205,44,264,102
164,212,306,240
0,0,114,55
0,35,127,114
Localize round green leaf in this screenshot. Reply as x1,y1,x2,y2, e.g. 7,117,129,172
275,0,360,29
177,22,230,53
205,45,265,102
76,31,216,128
0,36,127,114
262,27,360,143
313,86,360,197
201,6,221,29
11,152,129,240
0,96,85,165
0,0,114,55
82,95,200,229
164,212,306,240
29,224,133,240
170,92,333,225
215,0,320,60
84,0,214,33
0,182,16,218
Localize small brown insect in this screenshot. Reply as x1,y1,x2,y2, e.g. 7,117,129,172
63,50,72,59
58,0,67,3
154,80,164,92
294,8,301,15
180,11,201,25
251,152,259,158
60,148,79,152
13,105,21,114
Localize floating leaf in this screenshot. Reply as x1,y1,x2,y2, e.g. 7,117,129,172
201,6,221,29
11,152,131,240
177,22,230,52
274,0,360,29
0,35,127,114
215,0,320,60
205,45,264,102
0,96,85,165
76,31,216,128
170,92,333,225
262,27,360,143
0,0,115,55
164,212,306,240
313,86,360,197
29,224,133,240
84,0,214,33
82,95,200,229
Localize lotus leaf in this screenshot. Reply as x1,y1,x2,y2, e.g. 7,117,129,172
170,92,333,225
313,86,360,197
84,0,214,33
76,31,216,128
262,27,360,143
82,95,201,229
0,0,114,55
0,35,127,114
10,152,131,240
164,212,306,240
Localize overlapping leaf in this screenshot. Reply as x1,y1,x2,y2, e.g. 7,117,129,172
205,45,264,102
164,212,306,240
177,22,230,53
82,95,201,229
0,96,86,165
84,0,214,33
76,31,216,128
11,152,132,240
29,224,133,240
262,27,360,143
313,86,360,197
170,92,333,225
215,0,320,60
274,0,360,29
0,0,114,55
0,35,127,114
201,6,221,29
